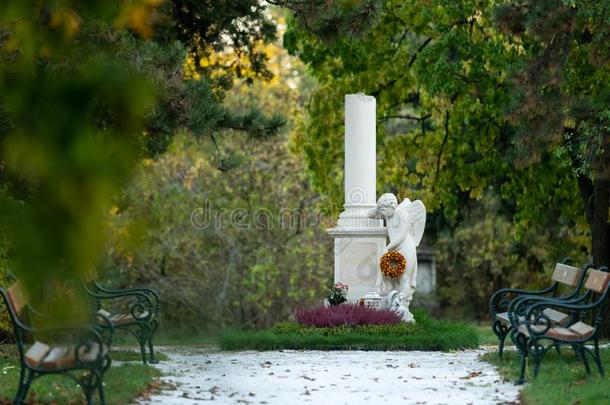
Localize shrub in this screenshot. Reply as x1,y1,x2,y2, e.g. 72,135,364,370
105,134,332,331
326,282,348,306
295,304,402,327
435,193,589,321
219,311,480,351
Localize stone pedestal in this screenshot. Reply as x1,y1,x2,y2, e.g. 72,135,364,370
328,93,387,301
328,228,387,301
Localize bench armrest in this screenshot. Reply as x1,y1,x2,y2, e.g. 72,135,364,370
517,299,601,337
18,322,106,349
490,284,557,316
94,283,159,307
92,291,156,323
21,306,115,343
526,299,600,316
508,290,589,315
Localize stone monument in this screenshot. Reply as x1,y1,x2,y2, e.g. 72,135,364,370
327,94,387,302
327,93,427,322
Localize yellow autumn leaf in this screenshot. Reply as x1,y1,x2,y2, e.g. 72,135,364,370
116,0,164,39
49,8,82,39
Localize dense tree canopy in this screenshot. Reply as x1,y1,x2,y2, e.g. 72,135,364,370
284,0,608,268
0,0,286,316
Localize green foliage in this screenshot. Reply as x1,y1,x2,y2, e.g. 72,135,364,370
325,282,348,306
272,319,423,336
104,22,323,331
483,349,610,404
104,133,331,330
272,0,383,42
219,311,479,351
0,0,289,334
0,1,156,318
282,0,600,316
436,192,589,320
164,0,277,86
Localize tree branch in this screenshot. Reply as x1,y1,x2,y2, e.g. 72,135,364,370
379,113,431,122
408,37,432,67
433,111,450,191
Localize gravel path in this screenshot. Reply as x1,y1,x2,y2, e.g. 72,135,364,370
135,346,520,405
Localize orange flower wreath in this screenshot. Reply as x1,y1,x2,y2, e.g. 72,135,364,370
379,251,407,278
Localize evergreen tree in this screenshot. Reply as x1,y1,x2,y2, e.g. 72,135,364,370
0,0,285,314
494,0,610,268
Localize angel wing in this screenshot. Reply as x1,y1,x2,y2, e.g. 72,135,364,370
398,199,426,247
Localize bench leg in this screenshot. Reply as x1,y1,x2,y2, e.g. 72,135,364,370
135,327,149,365
593,340,604,376
578,345,591,375
146,319,159,364
515,333,528,385
530,341,546,378
147,337,158,364
83,374,94,405
492,321,510,358
139,339,148,364
13,366,26,404
99,380,106,405
517,350,527,385
15,369,34,405
571,343,582,361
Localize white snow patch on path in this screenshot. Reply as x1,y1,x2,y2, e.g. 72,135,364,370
136,346,520,405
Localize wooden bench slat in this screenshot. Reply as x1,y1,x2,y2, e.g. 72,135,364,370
518,322,595,341
551,263,582,287
496,308,569,326
26,343,106,370
24,342,51,368
6,282,28,314
584,269,610,293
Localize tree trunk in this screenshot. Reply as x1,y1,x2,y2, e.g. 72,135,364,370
591,179,610,268
589,132,610,336
578,174,610,337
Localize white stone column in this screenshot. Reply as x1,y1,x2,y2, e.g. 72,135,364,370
328,93,387,301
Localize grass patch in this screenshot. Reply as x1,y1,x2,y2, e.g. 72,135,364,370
110,349,168,362
0,346,161,404
483,348,610,404
219,311,479,351
475,324,504,346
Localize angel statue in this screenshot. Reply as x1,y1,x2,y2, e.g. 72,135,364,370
368,193,426,322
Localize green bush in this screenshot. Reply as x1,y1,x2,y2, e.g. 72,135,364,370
435,193,588,321
105,133,331,331
219,311,479,351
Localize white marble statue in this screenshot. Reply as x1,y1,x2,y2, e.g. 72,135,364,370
387,290,410,321
368,193,426,322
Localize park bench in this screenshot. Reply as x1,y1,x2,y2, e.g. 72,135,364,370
82,278,160,364
489,259,590,357
511,266,610,384
0,281,113,405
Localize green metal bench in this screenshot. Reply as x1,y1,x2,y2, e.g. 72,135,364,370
511,266,610,384
489,259,589,357
82,279,159,364
0,281,112,405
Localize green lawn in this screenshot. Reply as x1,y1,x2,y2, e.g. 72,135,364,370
0,346,162,404
219,311,479,351
110,349,169,362
474,324,502,346
483,348,610,405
